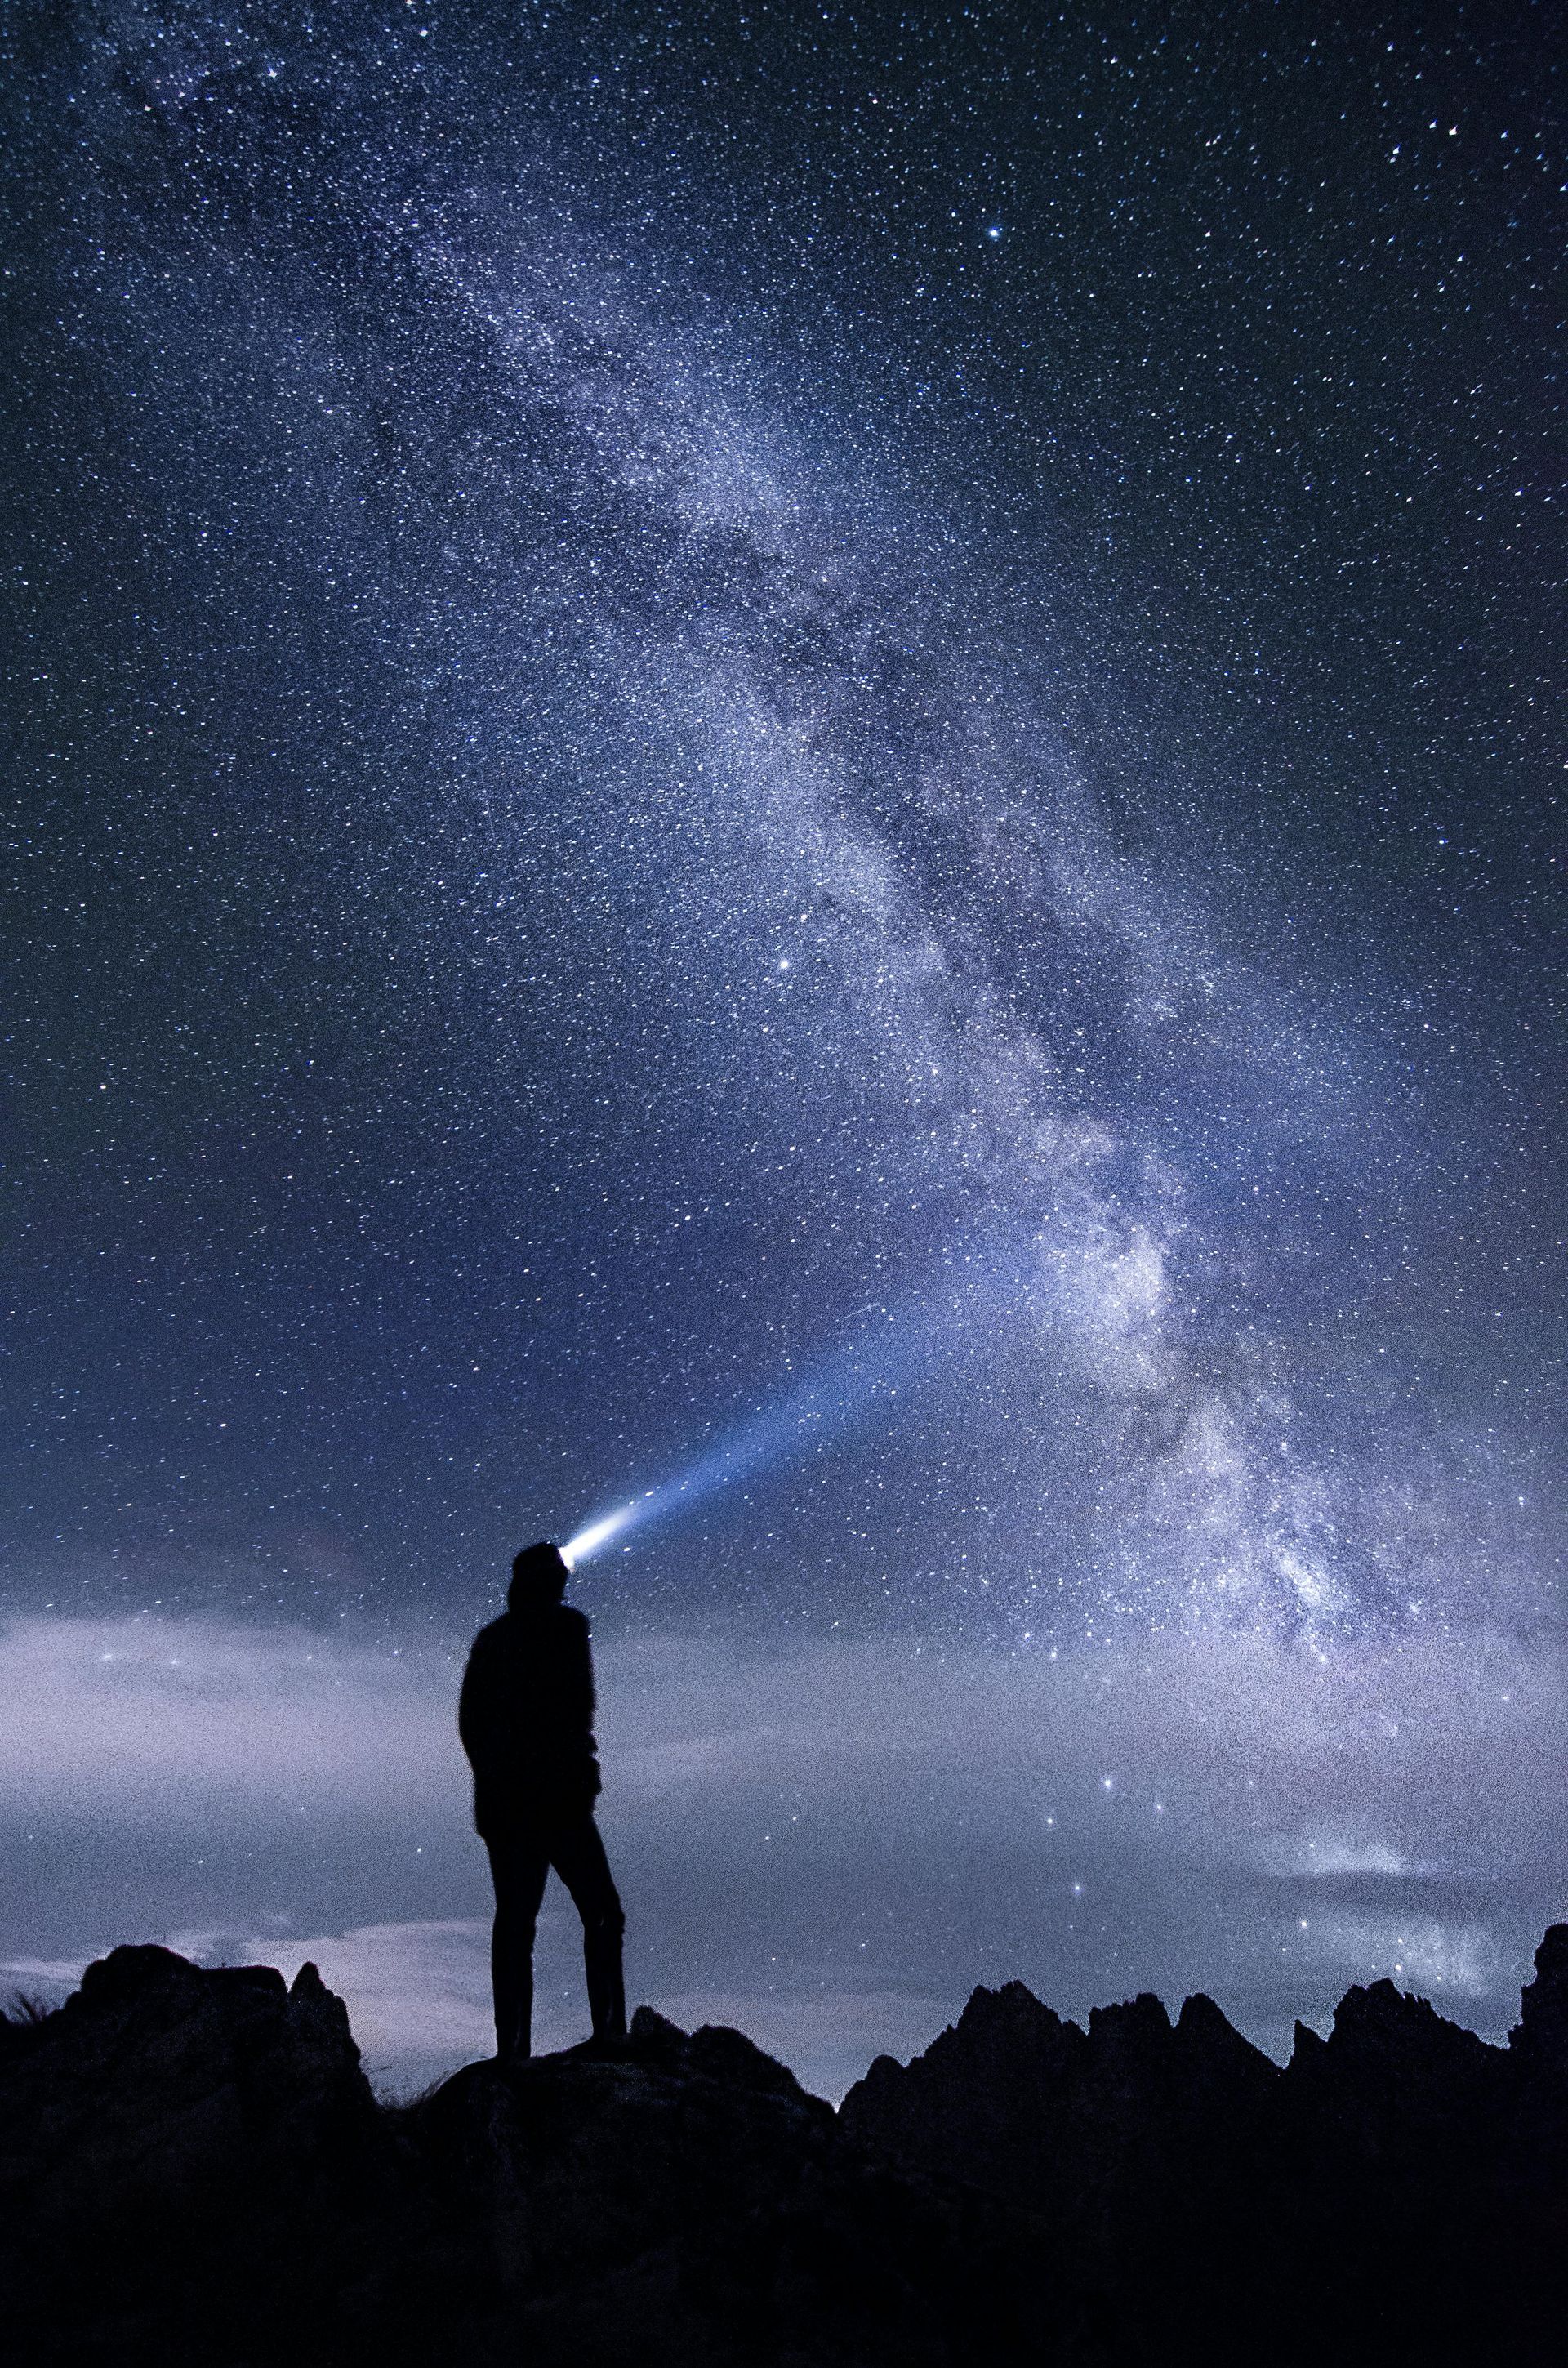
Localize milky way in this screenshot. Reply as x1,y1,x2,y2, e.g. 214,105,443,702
2,2,1561,2089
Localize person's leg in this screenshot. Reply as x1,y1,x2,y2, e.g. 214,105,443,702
485,1832,550,2062
550,1816,626,2042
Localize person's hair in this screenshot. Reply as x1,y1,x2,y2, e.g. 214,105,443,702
508,1540,568,1612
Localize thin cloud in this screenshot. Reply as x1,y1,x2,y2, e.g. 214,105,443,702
1,1612,1561,2092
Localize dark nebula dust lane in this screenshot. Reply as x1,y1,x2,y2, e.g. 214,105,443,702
1,2,1561,2091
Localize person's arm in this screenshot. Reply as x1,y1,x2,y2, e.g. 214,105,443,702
457,1631,492,1764
561,1611,602,1798
555,1610,592,1724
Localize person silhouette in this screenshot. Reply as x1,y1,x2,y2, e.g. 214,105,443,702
458,1541,626,2062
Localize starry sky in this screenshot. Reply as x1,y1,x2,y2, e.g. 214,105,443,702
2,1,1562,2094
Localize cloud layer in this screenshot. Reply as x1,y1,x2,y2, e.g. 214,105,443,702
3,1610,1561,2096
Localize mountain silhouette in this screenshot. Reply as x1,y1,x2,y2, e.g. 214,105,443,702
3,1930,1565,2364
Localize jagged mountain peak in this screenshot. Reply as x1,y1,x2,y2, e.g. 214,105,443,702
1510,1919,1568,2069
4,1936,1566,2364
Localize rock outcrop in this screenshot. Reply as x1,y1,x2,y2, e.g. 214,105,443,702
1512,1920,1568,2078
0,1944,416,2365
3,1929,1567,2364
404,2005,1043,2366
840,1975,1281,2343
843,1932,1568,2364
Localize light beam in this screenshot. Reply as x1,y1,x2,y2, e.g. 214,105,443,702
561,1237,1020,1570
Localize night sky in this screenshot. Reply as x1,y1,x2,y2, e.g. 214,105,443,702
2,1,1562,2097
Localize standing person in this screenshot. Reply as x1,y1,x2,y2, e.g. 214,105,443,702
459,1541,626,2062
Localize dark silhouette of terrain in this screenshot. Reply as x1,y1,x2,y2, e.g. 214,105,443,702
460,1542,626,2060
3,1931,1566,2366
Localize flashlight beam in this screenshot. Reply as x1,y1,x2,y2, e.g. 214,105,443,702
559,1229,1030,1573
562,1504,639,1568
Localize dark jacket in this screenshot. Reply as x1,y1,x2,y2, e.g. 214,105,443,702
458,1605,603,1837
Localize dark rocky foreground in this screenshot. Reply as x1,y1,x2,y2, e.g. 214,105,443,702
2,1933,1566,2366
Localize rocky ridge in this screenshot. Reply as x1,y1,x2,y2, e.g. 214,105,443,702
2,1930,1565,2364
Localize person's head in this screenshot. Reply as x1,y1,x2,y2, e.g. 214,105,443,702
508,1540,568,1614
